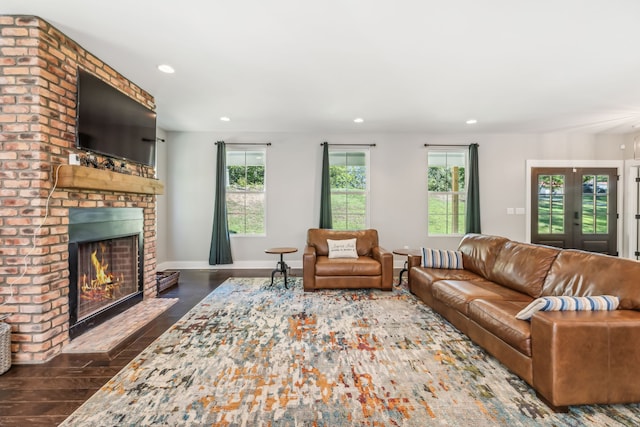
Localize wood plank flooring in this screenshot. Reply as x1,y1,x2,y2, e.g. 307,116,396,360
0,269,278,427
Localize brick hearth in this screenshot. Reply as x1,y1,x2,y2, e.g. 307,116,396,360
0,16,160,363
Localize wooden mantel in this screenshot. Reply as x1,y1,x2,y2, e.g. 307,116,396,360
57,165,164,195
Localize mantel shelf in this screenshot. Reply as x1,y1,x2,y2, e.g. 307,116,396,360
56,165,164,195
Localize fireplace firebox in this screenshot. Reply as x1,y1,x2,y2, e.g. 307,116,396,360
68,208,144,338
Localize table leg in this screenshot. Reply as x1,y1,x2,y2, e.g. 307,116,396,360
398,260,408,285
282,257,289,289
270,254,289,289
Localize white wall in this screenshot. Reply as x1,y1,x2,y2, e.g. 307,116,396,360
156,131,628,270
155,128,168,265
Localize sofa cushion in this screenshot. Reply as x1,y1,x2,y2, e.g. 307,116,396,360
327,238,358,259
515,295,620,320
315,256,381,276
468,299,532,356
486,241,560,298
542,250,640,310
457,234,510,278
432,279,533,316
420,248,464,269
411,266,482,287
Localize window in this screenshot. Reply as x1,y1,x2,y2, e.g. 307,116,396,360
427,149,467,235
226,149,266,235
329,150,369,230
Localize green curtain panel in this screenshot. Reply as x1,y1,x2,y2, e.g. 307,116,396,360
209,141,233,265
319,142,333,229
465,143,481,233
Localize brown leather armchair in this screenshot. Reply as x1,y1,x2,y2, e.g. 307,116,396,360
303,228,393,292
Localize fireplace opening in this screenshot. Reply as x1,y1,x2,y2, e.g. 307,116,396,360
75,236,139,320
68,208,144,338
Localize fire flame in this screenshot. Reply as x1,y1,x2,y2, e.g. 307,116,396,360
80,243,124,301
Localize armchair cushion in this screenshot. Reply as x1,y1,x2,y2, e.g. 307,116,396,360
316,256,381,276
327,238,358,259
307,229,378,257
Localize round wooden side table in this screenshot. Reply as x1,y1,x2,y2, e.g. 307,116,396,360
393,248,420,285
265,247,298,288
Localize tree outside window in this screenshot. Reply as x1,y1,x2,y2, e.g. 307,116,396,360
226,150,265,235
427,150,466,235
330,150,368,230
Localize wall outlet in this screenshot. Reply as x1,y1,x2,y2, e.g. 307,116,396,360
68,153,80,165
515,207,526,215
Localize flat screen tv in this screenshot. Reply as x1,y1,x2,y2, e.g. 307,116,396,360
76,68,157,167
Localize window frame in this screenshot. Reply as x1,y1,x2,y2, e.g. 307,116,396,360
329,147,371,230
426,147,468,237
225,146,267,237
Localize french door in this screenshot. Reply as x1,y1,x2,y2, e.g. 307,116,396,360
531,167,617,255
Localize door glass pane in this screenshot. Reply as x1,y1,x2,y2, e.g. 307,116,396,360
582,175,609,235
537,175,565,234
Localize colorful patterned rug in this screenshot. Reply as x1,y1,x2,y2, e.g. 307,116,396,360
60,278,640,426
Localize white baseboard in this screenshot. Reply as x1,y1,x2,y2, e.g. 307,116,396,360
157,260,408,271
156,260,303,271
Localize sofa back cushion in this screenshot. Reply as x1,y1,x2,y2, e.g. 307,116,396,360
307,228,379,257
542,250,640,310
457,234,510,278
487,241,560,298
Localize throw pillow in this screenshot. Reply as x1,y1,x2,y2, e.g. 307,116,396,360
515,295,620,321
420,247,464,269
327,238,358,259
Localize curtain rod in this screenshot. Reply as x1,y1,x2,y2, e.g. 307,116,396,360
215,142,272,146
424,143,479,147
321,142,376,147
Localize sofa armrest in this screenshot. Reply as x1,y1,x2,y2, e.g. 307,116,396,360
531,310,640,407
407,254,421,269
302,245,316,291
372,246,393,290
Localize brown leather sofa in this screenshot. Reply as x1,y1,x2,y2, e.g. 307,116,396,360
408,233,640,410
303,228,393,292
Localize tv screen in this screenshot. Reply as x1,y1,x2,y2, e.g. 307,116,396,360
76,68,157,167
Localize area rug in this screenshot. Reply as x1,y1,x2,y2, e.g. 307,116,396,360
60,278,640,426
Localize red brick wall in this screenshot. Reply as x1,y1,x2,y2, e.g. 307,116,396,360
0,16,158,363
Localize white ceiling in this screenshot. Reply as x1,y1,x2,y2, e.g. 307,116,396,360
3,0,640,134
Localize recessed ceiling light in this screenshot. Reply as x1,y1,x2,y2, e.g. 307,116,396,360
157,64,175,74
220,116,231,122
466,119,478,125
354,118,364,123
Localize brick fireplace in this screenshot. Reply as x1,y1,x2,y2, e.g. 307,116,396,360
0,16,162,363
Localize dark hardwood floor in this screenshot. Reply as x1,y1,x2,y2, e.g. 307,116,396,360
0,269,280,427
